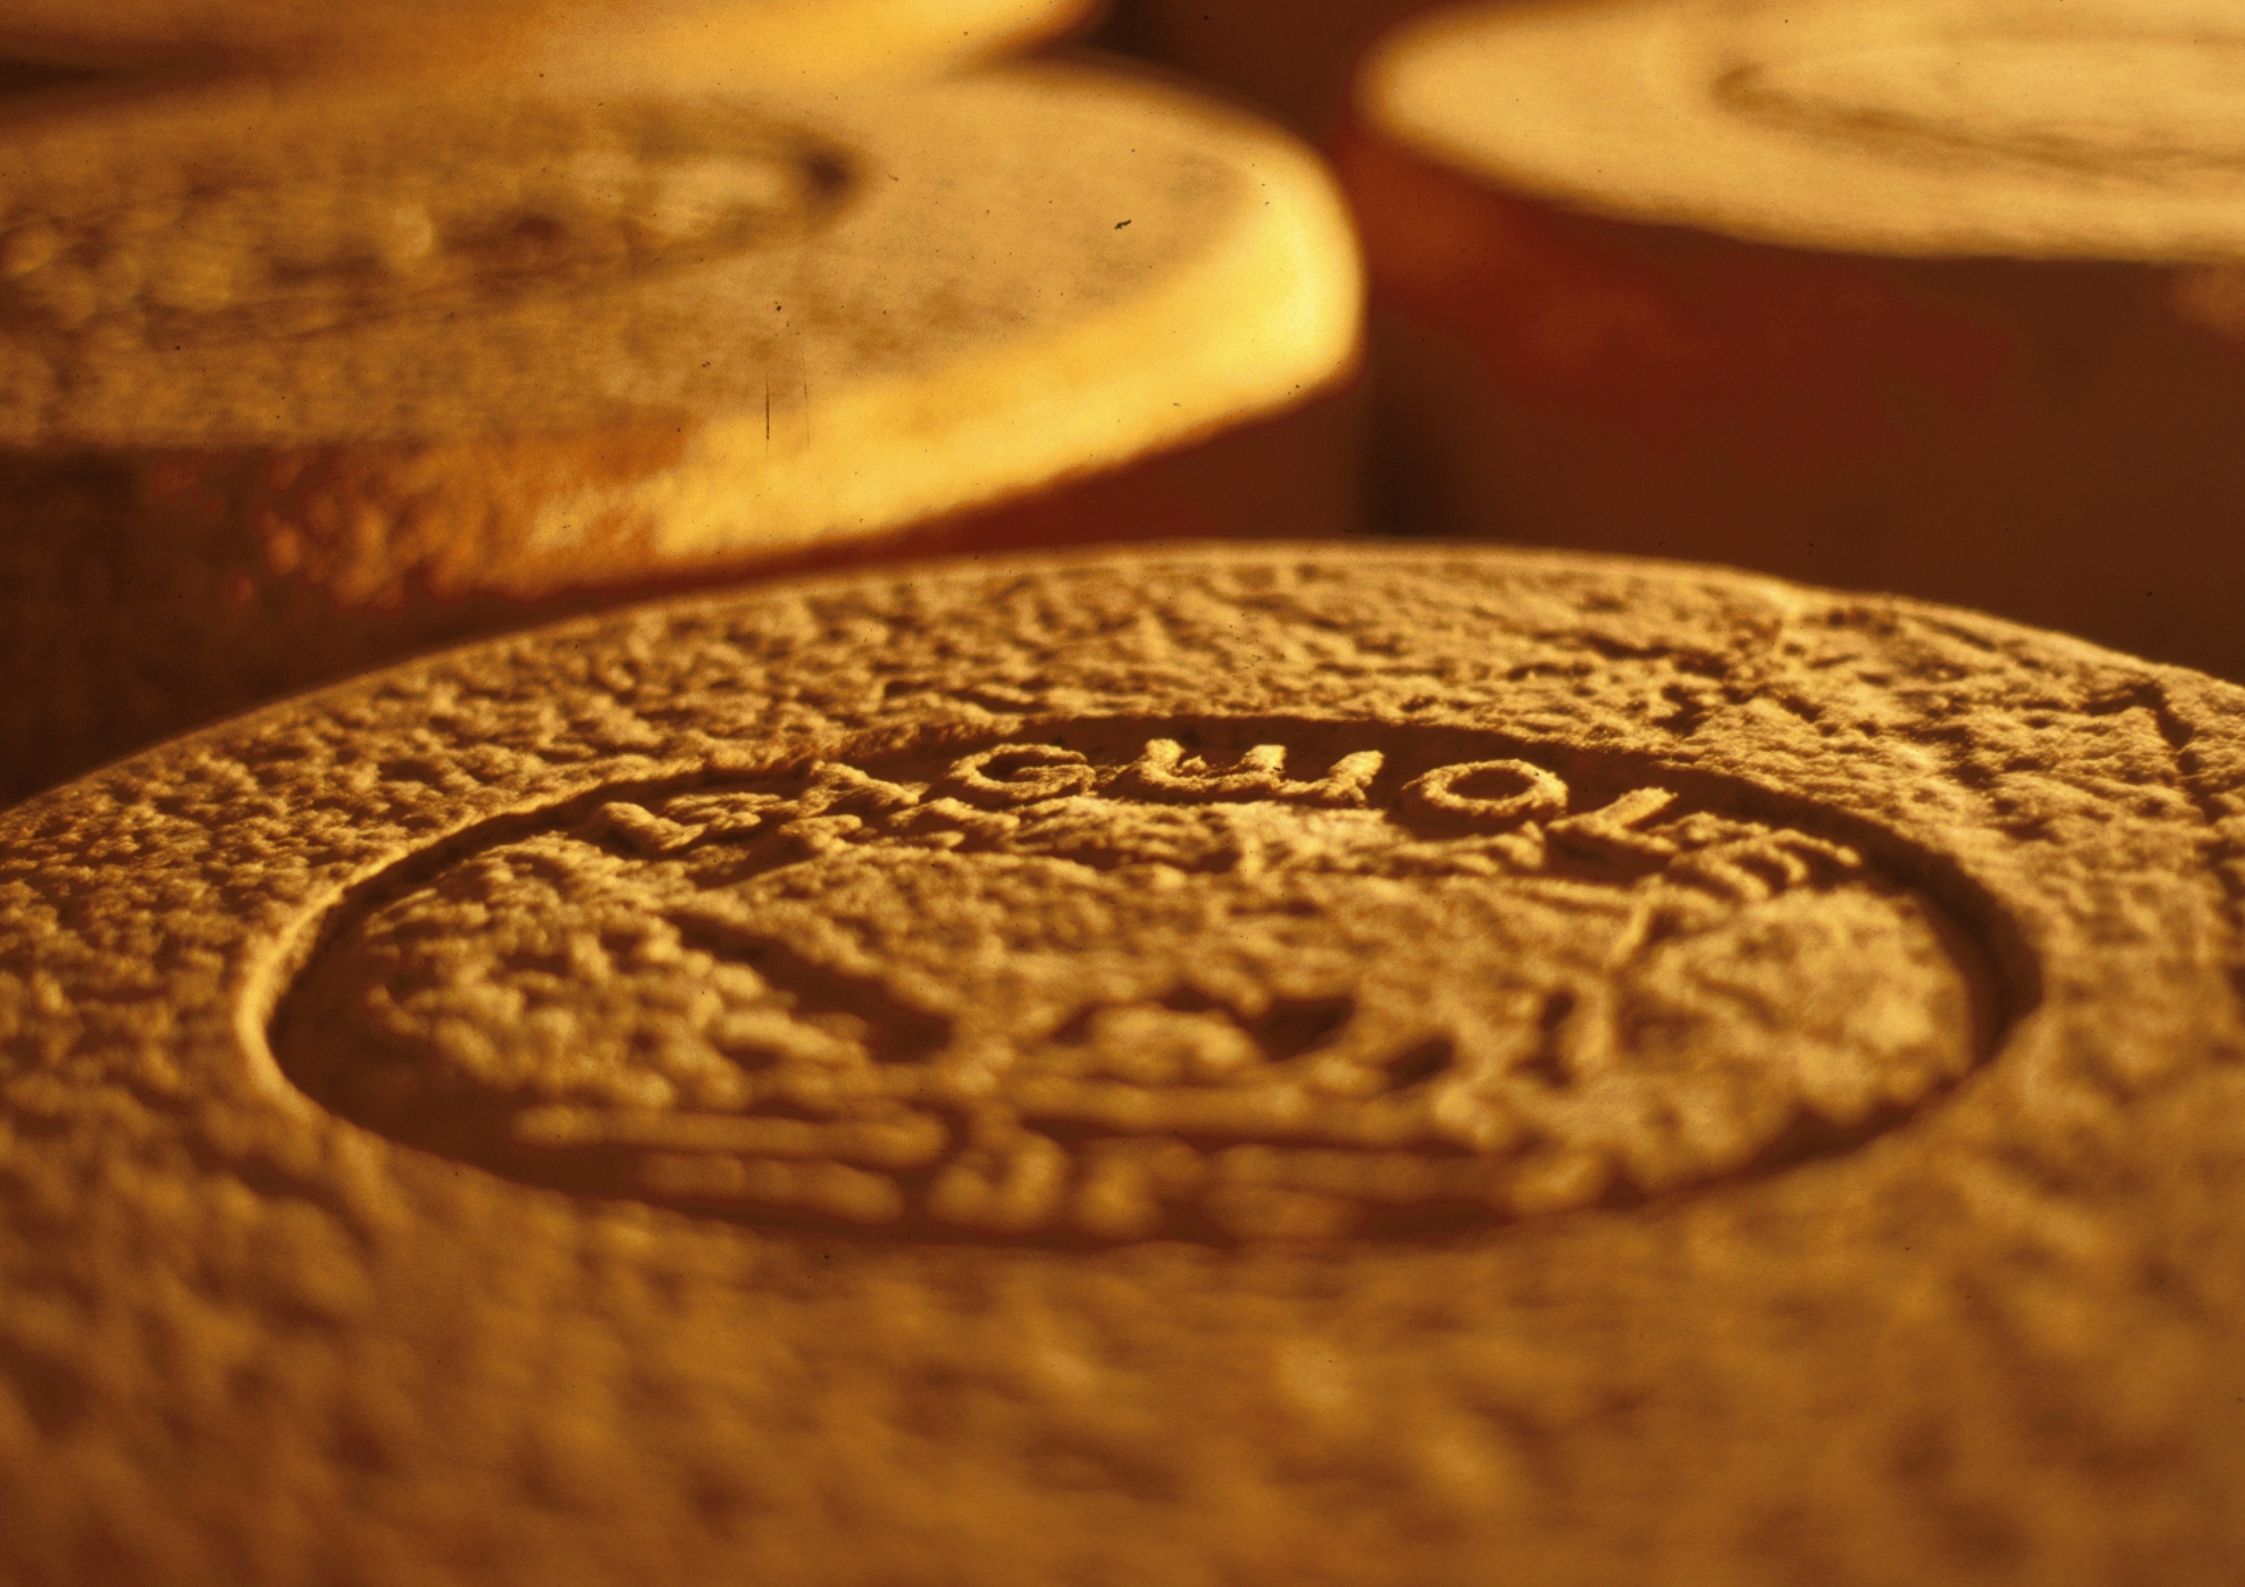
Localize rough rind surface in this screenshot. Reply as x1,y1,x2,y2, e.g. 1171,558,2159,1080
270,715,1992,1244
2,544,2242,1586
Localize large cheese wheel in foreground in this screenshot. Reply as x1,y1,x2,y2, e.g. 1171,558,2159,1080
1343,0,2245,680
0,68,1361,800
0,0,1096,82
2,543,2243,1585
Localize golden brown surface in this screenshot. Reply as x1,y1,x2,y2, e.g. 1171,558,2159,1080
3,544,2242,1583
1344,0,2245,680
0,67,1362,799
0,0,1095,83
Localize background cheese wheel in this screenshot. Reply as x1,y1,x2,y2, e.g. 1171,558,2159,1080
0,67,1363,800
1341,0,2245,681
3,544,2242,1584
0,0,1099,85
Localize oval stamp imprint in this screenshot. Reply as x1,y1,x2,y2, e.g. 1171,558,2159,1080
272,717,2003,1242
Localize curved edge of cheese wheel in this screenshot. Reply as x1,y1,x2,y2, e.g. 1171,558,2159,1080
1354,0,2245,263
1335,95,2245,682
239,63,1364,585
520,0,1109,89
0,0,1102,81
620,77,1363,568
0,62,1364,520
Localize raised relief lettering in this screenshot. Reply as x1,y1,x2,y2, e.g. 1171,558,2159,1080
1400,759,1570,829
271,718,1999,1244
1547,786,1679,862
945,744,1097,806
1119,739,1385,807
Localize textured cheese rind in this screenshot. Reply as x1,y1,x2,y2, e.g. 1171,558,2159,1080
1,545,2241,1585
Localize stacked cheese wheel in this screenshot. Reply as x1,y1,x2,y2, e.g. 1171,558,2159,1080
0,68,1361,798
2,546,2242,1584
1343,0,2245,678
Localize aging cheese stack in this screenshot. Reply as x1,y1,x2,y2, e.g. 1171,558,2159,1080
1344,0,2245,679
0,70,1360,800
2,545,2242,1585
0,0,1095,84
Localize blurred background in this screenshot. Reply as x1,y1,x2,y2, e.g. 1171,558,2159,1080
3,0,2240,800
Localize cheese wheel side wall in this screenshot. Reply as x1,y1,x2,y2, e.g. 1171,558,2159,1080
1339,124,2245,680
0,384,1362,804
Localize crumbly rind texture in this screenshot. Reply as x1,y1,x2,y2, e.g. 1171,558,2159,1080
3,545,2242,1585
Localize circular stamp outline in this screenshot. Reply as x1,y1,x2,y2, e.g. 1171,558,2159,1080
248,714,2038,1244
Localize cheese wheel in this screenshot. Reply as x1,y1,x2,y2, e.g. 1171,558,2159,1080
1343,0,2245,679
0,0,1097,84
2,543,2242,1585
0,67,1363,799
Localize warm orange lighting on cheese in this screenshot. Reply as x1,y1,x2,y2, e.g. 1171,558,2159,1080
0,65,1362,797
1344,0,2245,679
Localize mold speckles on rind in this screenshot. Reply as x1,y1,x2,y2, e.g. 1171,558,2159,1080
266,715,2022,1245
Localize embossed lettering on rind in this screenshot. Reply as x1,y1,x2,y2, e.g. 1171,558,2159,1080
1401,759,1569,830
268,717,2015,1244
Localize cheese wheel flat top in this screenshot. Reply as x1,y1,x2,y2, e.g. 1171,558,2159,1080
0,0,1094,79
1362,0,2245,259
0,66,1357,542
2,545,2242,1585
